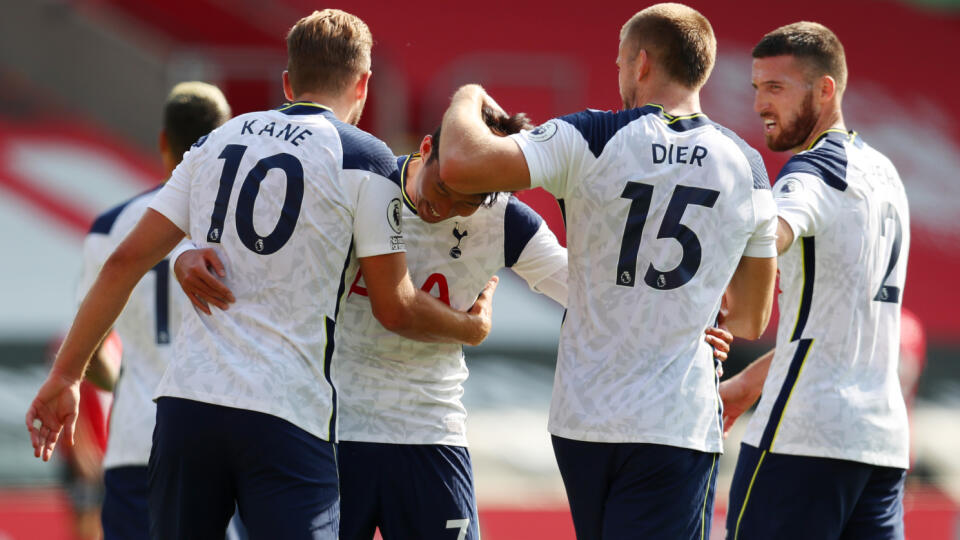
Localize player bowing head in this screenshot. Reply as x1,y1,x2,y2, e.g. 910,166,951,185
751,21,847,153
409,108,533,223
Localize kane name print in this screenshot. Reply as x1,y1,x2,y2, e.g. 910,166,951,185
241,119,314,146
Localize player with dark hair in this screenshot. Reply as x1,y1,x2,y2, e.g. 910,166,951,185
74,81,231,540
26,9,495,539
721,21,911,539
436,3,778,538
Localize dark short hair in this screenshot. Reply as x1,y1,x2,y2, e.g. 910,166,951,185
752,21,847,94
620,3,716,89
427,106,534,207
163,82,231,162
286,9,372,96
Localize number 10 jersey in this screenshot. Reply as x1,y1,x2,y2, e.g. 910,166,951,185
510,106,777,452
149,102,404,442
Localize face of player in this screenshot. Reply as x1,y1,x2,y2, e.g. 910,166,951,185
617,40,640,109
752,55,820,152
413,156,485,224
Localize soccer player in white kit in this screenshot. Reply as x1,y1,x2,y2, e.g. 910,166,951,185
437,4,779,539
25,10,495,540
77,82,233,540
721,22,911,540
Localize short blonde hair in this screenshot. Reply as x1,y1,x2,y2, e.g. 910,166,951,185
620,3,716,89
286,9,373,96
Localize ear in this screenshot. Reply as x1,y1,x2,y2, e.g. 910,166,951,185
635,49,650,81
419,134,433,159
355,70,372,103
282,71,295,101
819,74,837,102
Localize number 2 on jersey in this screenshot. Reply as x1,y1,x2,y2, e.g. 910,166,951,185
617,182,719,290
874,202,903,303
206,144,305,255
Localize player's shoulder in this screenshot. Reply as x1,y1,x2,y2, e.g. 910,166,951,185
777,130,854,192
320,113,398,182
550,105,672,158
88,185,162,236
705,120,770,191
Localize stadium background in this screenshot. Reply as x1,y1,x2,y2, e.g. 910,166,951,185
1,0,958,538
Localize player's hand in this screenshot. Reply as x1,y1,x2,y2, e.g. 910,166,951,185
174,248,235,315
466,276,499,346
705,326,733,363
25,369,81,461
720,377,754,438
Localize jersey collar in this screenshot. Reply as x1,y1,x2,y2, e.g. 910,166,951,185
398,153,420,214
275,101,334,116
644,103,710,131
807,128,859,150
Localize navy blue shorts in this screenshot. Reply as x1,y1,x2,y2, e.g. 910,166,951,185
338,441,479,540
551,436,718,540
103,466,149,540
149,397,338,540
726,443,906,540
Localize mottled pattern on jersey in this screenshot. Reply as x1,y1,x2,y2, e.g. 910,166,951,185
335,155,566,445
743,131,910,468
512,108,778,450
78,188,189,469
149,103,404,442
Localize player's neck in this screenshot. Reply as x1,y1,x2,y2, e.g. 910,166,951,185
634,82,701,116
796,105,845,153
404,157,421,204
290,91,357,124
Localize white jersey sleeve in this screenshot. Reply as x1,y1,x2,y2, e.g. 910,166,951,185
350,171,405,257
510,119,592,198
149,145,201,234
504,200,568,307
744,189,778,258
772,171,840,246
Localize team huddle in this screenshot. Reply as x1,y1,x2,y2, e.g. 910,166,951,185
25,3,910,540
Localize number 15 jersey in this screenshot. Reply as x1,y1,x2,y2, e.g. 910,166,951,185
510,105,777,452
149,102,404,442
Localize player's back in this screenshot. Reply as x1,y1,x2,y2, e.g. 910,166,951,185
744,130,911,468
150,102,402,442
80,189,187,469
513,105,776,451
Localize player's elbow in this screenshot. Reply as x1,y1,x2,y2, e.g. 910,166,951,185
726,308,771,340
370,300,412,334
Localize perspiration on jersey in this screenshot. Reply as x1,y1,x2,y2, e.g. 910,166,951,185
78,188,187,469
148,102,405,442
334,154,568,446
510,105,778,451
742,130,911,468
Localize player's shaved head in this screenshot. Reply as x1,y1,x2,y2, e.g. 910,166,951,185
163,81,231,162
753,22,848,96
286,9,373,97
620,3,716,89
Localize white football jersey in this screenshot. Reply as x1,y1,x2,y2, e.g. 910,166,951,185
742,130,911,468
78,188,189,469
511,105,778,451
335,154,568,445
149,102,405,442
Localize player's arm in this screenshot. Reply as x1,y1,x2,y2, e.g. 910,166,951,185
775,217,794,255
439,84,532,194
722,255,777,340
26,209,185,461
361,252,496,346
719,348,774,436
170,241,235,315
